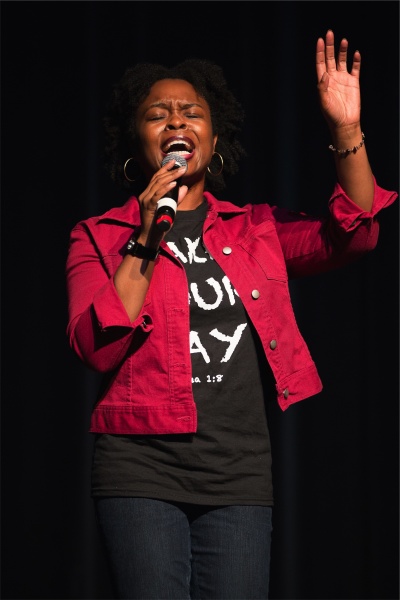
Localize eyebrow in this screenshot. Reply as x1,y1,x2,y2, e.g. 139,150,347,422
148,101,203,110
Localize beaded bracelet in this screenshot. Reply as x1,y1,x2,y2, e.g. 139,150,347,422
329,132,365,156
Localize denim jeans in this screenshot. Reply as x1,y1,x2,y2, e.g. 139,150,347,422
94,497,273,600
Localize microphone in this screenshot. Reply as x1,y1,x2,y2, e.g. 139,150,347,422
156,153,188,232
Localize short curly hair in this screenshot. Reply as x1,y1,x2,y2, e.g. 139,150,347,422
103,59,246,194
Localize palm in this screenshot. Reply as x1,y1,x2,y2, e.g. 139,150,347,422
316,31,361,128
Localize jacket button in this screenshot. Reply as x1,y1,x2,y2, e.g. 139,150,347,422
283,388,289,399
222,247,232,255
269,339,277,350
251,290,260,299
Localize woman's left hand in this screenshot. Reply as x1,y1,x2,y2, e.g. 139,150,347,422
316,30,361,131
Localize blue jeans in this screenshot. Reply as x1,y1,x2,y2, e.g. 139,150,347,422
94,498,273,599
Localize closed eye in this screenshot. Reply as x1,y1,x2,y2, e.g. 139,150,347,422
148,114,166,121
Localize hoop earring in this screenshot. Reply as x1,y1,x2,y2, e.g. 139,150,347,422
123,157,136,182
207,152,224,176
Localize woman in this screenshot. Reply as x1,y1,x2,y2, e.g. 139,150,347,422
66,30,397,600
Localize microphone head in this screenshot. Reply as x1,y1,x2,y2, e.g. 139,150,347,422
161,153,188,172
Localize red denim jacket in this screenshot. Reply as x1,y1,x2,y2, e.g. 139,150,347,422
66,181,397,434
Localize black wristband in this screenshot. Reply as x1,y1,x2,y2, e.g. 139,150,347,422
125,238,159,261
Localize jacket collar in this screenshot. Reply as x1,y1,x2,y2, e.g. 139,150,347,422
94,191,246,228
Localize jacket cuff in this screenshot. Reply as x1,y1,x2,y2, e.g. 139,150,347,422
328,178,398,231
92,279,138,330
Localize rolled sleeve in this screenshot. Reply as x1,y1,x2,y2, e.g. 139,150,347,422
329,178,398,231
92,279,137,331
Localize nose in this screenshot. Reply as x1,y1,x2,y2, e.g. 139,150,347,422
165,114,187,130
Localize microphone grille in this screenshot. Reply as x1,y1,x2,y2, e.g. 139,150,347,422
161,153,188,170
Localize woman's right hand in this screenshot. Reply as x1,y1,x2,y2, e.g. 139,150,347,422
137,161,188,241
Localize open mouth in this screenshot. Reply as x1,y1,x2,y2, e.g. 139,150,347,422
162,138,194,156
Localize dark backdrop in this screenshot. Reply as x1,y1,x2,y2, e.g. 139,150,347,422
2,2,399,599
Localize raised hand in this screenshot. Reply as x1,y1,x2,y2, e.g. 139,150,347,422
316,30,361,131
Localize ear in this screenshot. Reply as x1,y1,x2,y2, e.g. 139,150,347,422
212,134,218,152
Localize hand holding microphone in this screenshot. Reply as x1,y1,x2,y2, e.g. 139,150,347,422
155,153,188,232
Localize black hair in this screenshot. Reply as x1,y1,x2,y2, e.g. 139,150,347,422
103,59,246,194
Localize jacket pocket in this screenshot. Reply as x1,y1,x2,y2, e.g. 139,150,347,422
239,220,288,282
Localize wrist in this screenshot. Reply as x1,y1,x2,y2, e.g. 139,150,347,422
329,123,363,147
329,132,365,157
125,238,159,261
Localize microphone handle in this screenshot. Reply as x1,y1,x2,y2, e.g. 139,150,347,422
155,178,181,232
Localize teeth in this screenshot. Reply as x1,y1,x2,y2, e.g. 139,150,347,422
164,141,191,152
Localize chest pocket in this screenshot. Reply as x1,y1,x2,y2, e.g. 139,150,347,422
239,220,287,282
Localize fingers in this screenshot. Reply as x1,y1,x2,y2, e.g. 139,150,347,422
316,30,355,81
350,49,361,79
324,29,337,73
337,37,349,71
316,30,361,83
316,36,327,83
139,164,186,211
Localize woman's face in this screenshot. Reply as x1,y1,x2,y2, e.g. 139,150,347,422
134,78,217,185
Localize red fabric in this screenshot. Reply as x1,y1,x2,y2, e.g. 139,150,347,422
65,180,397,433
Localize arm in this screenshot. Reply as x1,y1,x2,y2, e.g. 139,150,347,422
316,30,374,211
113,161,187,321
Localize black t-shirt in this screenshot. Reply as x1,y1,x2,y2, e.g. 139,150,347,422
91,202,275,505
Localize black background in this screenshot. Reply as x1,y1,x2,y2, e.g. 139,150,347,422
2,2,399,599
